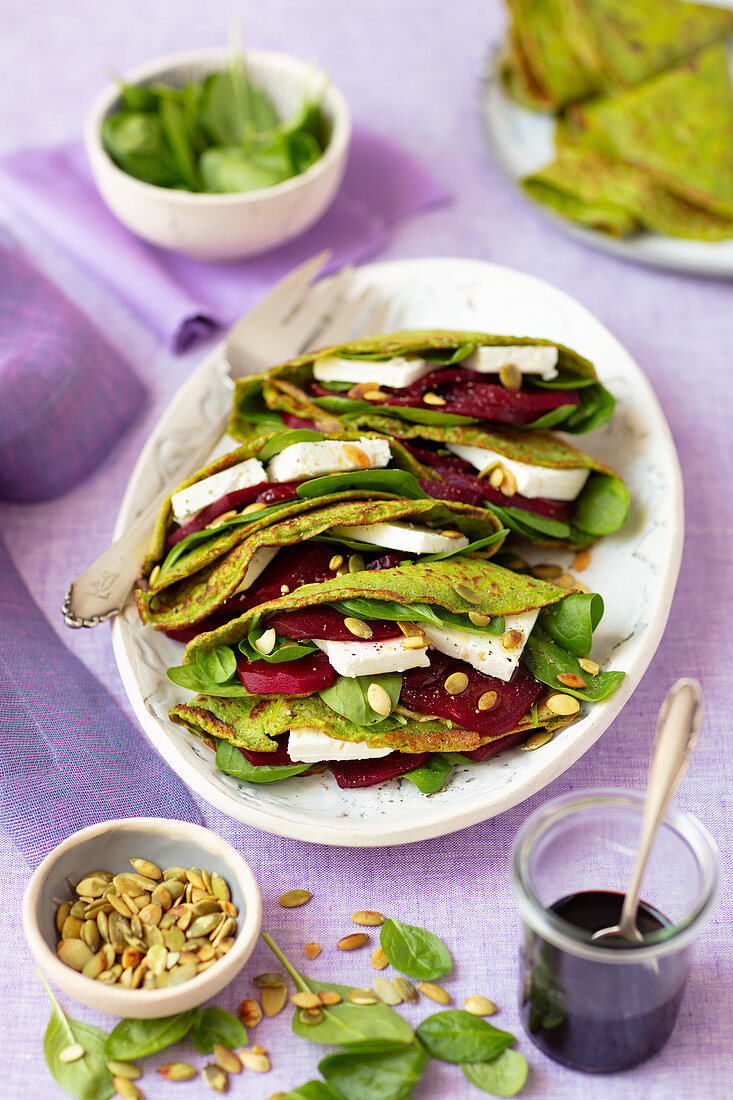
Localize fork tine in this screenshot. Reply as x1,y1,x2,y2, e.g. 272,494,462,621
309,286,377,350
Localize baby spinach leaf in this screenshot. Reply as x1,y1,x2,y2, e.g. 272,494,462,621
491,504,572,541
39,971,114,1100
196,645,237,683
401,754,452,794
540,593,603,657
330,599,444,627
160,501,290,574
522,405,578,431
296,469,428,501
422,344,478,366
380,917,452,980
415,1010,515,1064
262,933,414,1050
258,429,325,460
216,739,311,783
573,474,629,536
462,1049,529,1096
312,395,478,427
200,146,291,193
524,628,625,701
101,111,180,188
319,673,402,726
104,1010,197,1060
159,96,200,190
422,531,507,562
167,663,250,697
239,628,317,664
319,1046,429,1100
191,1006,247,1054
283,1083,343,1100
564,383,615,434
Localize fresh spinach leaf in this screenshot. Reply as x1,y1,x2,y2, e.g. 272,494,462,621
415,1010,515,1064
167,662,250,697
524,628,625,701
540,593,603,658
330,599,444,627
216,739,311,783
522,405,578,430
283,1083,343,1100
319,1046,429,1100
401,754,452,794
101,111,180,188
573,474,629,536
564,383,615,434
196,645,237,683
462,1050,529,1096
191,1006,247,1054
491,504,572,541
200,146,291,193
296,469,428,501
159,96,200,190
258,429,325,460
262,933,414,1049
104,1010,197,1060
380,917,452,980
312,395,478,427
422,343,478,366
422,531,507,562
319,673,402,726
239,628,317,664
39,971,114,1100
160,501,290,574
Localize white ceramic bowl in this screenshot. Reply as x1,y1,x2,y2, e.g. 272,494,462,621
22,818,262,1018
83,48,352,260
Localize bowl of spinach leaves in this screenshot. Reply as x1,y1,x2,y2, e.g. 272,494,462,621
84,47,351,259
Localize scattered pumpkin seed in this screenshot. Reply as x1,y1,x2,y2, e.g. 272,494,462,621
202,1062,228,1092
348,554,365,573
371,947,389,970
239,1048,271,1072
342,444,370,467
522,730,555,751
439,529,463,539
239,997,262,1027
256,628,276,655
278,889,312,909
555,572,577,589
418,981,451,1004
530,563,562,580
344,617,372,639
423,392,446,406
501,629,523,651
578,657,600,676
298,1007,324,1026
444,671,469,695
262,983,288,1017
468,611,491,627
373,977,402,1005
394,977,418,1003
367,682,393,716
58,1043,85,1063
319,990,342,1006
254,971,285,987
214,1045,242,1074
557,672,587,689
351,910,385,926
573,549,591,571
347,989,378,1005
113,1078,142,1100
499,362,522,390
478,690,499,711
329,554,344,571
465,995,499,1016
291,991,322,1009
158,1062,197,1081
106,1060,141,1080
338,933,369,951
546,693,581,716
304,942,322,960
454,582,481,605
401,633,428,650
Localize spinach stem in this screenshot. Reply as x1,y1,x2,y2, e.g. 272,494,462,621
261,931,311,991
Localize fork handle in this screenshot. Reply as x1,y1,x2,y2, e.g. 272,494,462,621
63,409,229,627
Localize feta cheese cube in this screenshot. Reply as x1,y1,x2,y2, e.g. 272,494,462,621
329,521,469,555
267,437,391,482
313,355,432,389
421,608,540,681
313,636,430,677
465,345,559,380
288,727,393,762
446,443,589,502
170,458,268,524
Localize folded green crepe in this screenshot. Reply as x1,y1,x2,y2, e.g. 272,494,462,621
229,330,613,438
502,0,733,112
169,557,622,754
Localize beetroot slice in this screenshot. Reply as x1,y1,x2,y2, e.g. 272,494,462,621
238,542,338,612
401,653,544,738
166,480,305,548
282,413,320,430
365,552,410,571
418,478,483,506
240,735,294,766
237,650,337,695
330,752,429,789
268,606,402,642
461,727,532,761
443,471,574,521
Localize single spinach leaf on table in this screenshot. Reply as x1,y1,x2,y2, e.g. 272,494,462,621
539,592,603,658
380,917,452,980
401,754,452,794
284,1083,343,1100
191,1006,247,1054
462,1049,529,1096
524,628,625,701
415,1010,515,1064
104,1010,197,1060
319,673,403,726
262,933,414,1049
216,739,311,784
319,1046,429,1100
39,970,114,1100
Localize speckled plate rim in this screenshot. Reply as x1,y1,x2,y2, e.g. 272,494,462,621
111,257,684,847
480,45,733,279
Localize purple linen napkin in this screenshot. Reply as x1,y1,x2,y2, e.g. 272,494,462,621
0,242,146,502
0,131,450,353
0,535,201,867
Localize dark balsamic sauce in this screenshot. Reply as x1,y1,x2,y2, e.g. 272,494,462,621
520,890,687,1073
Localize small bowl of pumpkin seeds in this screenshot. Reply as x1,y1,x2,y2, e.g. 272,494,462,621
22,818,262,1018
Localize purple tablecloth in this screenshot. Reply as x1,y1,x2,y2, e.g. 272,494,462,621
1,3,731,1099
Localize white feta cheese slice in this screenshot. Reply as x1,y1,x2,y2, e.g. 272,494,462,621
421,608,540,682
329,522,469,555
170,458,268,524
446,443,589,501
267,437,391,482
313,355,432,389
232,547,279,595
313,636,430,677
288,727,393,763
465,345,559,380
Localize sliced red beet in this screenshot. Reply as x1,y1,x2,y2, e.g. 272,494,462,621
312,368,581,428
401,653,544,738
329,752,429,789
238,542,338,611
418,477,483,506
441,471,575,522
282,413,320,430
166,480,306,548
365,551,410,571
237,650,337,695
461,727,533,761
267,606,402,642
239,735,294,766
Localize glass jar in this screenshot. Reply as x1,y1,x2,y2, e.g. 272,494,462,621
511,788,719,1073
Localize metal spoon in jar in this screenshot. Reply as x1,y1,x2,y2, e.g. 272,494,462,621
591,678,703,945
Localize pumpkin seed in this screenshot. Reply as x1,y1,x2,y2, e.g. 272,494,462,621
423,392,446,406
130,858,162,880
58,1043,85,1063
256,628,277,655
138,903,163,927
291,991,322,1008
253,971,284,987
278,889,312,908
107,895,134,920
122,947,144,970
402,633,428,650
348,989,377,1005
145,943,167,975
530,563,562,580
444,672,468,695
557,672,587,689
211,873,230,902
239,1049,271,1072
344,616,373,639
348,554,365,573
298,1007,324,1026
351,910,385,926
75,874,110,898
418,981,451,1004
394,977,418,1003
61,916,83,940
578,656,600,676
70,901,88,919
501,629,523,651
367,682,392,716
262,983,288,1017
151,884,173,910
304,942,322,960
465,995,498,1016
238,998,262,1027
213,1044,241,1074
112,1077,141,1099
81,952,106,980
521,730,555,751
338,932,369,951
187,913,222,938
468,611,491,627
158,1062,197,1081
318,991,342,1006
546,693,580,716
454,583,481,605
108,912,131,953
163,867,188,882
373,977,402,1005
81,919,100,952
573,549,591,571
106,1060,141,1080
478,690,498,711
55,902,71,933
58,939,93,972
203,1062,228,1092
343,444,371,467
371,947,389,970
555,572,577,589
169,963,199,985
329,554,344,571
499,362,522,390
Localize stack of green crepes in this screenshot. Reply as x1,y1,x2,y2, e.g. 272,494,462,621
502,0,733,240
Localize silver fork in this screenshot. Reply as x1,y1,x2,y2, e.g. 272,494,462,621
63,256,387,628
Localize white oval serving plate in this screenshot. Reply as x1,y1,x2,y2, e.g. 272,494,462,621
112,257,683,846
480,48,733,279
